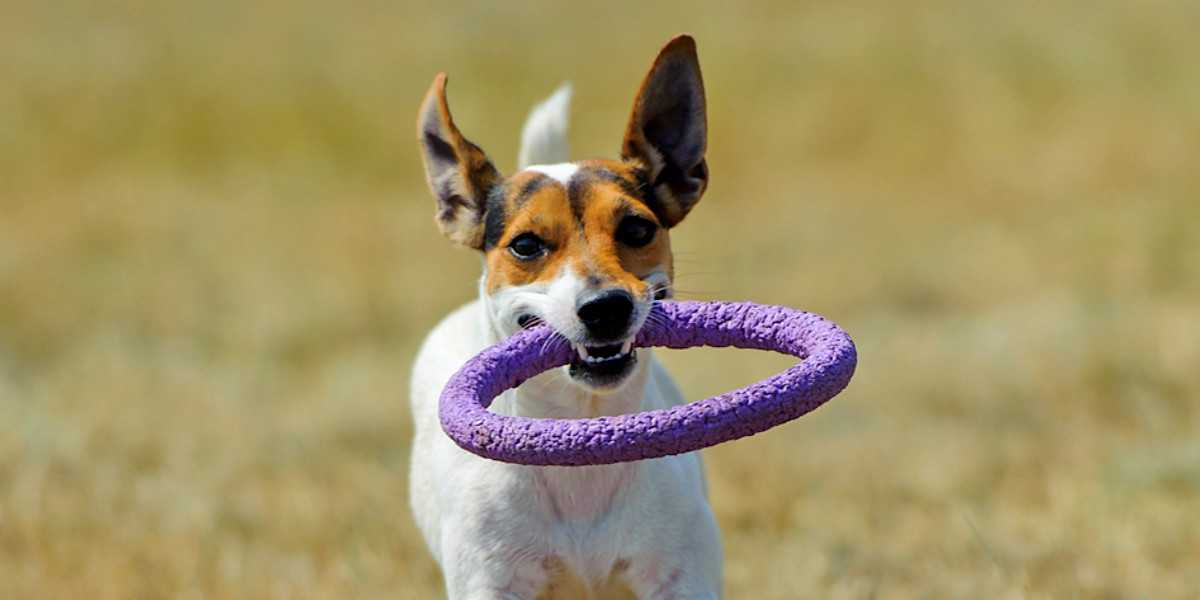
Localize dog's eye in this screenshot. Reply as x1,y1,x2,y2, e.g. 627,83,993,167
508,233,547,259
616,216,657,248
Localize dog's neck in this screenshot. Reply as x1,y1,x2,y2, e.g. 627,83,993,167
476,291,650,421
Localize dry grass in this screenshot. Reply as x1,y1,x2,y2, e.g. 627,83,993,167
2,0,1199,598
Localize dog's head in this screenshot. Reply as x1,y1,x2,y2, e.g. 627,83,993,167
417,35,707,392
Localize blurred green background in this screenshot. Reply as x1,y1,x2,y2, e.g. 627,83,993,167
2,1,1198,598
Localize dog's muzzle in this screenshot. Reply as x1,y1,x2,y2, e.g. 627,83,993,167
568,290,640,389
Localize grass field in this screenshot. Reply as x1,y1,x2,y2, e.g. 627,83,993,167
2,1,1199,598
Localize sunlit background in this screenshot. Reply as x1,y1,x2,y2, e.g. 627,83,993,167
2,1,1198,598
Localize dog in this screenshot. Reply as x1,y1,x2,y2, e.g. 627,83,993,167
409,35,722,599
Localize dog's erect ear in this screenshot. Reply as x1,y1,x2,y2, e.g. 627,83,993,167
621,35,708,229
418,74,503,250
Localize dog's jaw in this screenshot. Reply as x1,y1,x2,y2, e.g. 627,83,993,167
480,265,655,401
567,338,638,390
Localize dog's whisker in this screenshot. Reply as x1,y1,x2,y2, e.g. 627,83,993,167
645,311,670,332
669,290,723,301
539,328,567,356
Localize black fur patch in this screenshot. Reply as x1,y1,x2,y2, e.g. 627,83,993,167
517,175,550,203
482,184,509,251
566,175,589,223
422,131,458,168
630,167,667,225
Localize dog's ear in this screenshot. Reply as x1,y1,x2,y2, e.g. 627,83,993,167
418,74,503,250
621,35,708,229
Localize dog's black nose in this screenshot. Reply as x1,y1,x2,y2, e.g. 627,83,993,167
577,290,635,340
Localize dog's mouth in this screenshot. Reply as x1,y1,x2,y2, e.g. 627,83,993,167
568,339,637,390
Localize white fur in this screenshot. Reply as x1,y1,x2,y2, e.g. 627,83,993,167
518,83,572,169
524,162,579,186
410,275,722,596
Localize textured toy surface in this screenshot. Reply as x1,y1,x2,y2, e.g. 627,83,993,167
439,301,858,466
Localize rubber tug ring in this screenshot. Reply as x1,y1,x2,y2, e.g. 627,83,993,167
440,301,857,467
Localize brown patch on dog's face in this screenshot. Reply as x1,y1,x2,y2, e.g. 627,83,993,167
482,159,673,298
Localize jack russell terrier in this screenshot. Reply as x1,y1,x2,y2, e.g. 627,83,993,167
409,35,722,599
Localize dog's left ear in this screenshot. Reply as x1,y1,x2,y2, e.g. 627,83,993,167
418,73,502,250
621,35,708,229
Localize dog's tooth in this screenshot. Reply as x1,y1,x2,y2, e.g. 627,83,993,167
573,343,590,361
620,339,633,356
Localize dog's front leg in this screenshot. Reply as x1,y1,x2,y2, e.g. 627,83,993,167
439,512,553,600
441,548,550,600
620,510,724,600
623,559,723,600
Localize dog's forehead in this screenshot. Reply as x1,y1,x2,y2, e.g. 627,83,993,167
567,159,645,198
484,160,650,249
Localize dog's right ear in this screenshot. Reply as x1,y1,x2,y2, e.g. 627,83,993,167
418,74,502,250
621,35,708,229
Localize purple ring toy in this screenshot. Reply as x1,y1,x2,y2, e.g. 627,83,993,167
439,301,857,466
